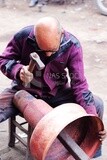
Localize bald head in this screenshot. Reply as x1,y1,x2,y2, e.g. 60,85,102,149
34,17,63,54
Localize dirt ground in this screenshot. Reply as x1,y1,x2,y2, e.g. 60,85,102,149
0,0,107,160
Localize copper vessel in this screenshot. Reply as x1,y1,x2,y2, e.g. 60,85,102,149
13,90,104,160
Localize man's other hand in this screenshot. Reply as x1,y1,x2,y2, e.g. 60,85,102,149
99,129,107,142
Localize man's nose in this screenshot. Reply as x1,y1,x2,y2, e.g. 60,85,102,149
45,52,53,57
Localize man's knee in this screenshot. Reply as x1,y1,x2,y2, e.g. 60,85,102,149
94,96,104,119
0,107,19,123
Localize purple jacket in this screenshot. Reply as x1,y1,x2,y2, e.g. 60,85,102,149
0,25,96,114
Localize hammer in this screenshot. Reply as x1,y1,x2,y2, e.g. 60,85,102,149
28,52,45,72
24,52,45,86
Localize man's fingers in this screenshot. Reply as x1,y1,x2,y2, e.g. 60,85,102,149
99,129,107,141
19,66,33,83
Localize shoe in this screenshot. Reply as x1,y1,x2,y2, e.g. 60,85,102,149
29,0,38,7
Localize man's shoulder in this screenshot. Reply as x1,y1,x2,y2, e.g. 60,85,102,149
14,25,34,40
64,30,81,48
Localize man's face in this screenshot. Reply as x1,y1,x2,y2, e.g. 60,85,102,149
35,30,62,57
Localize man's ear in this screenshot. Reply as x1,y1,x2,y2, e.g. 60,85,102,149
61,27,64,34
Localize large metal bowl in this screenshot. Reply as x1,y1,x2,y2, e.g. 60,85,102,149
30,103,104,160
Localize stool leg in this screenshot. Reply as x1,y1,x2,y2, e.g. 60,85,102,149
8,116,16,147
25,124,34,160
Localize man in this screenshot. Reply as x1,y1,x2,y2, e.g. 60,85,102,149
29,0,47,7
0,16,106,158
29,0,38,7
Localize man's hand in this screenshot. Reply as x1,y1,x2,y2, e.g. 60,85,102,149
99,129,107,142
19,65,33,84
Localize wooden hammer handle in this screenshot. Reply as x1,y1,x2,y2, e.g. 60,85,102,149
28,59,36,73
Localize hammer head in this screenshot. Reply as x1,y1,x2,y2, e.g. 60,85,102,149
30,52,45,70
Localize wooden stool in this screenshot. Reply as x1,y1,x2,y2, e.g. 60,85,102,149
8,115,34,160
